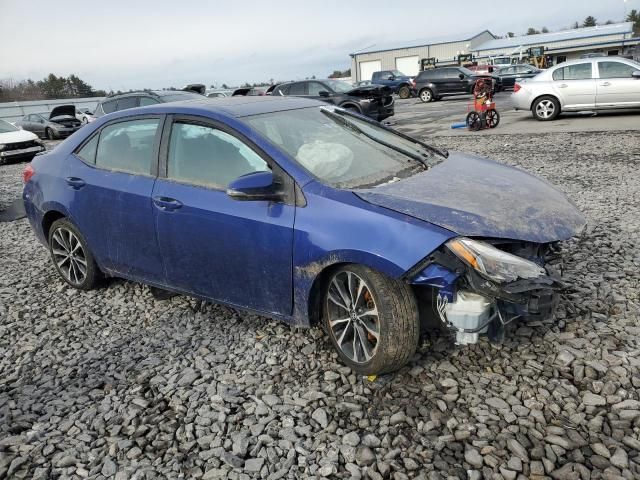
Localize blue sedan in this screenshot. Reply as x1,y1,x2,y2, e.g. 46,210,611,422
22,97,585,374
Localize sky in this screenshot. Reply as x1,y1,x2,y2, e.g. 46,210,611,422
0,0,634,91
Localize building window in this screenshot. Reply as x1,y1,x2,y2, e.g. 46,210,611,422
556,56,567,64
607,50,619,56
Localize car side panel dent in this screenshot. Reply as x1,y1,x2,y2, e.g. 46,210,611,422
291,181,456,326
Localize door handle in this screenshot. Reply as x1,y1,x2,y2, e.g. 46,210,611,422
65,177,86,189
153,196,183,211
599,82,611,87
558,84,568,88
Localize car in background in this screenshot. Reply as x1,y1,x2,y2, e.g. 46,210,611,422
465,64,495,75
271,79,394,121
93,90,204,119
22,96,585,374
75,107,95,124
371,70,416,99
354,80,372,88
232,87,268,96
495,65,541,89
512,57,640,120
414,67,500,102
207,91,229,98
15,106,82,140
0,119,45,164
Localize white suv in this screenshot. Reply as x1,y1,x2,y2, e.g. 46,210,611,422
511,57,640,120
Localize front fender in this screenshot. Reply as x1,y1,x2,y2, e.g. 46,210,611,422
291,181,455,326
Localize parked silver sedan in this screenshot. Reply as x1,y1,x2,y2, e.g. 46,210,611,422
511,57,640,120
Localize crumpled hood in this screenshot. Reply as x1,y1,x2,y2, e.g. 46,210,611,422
49,105,76,119
356,152,586,243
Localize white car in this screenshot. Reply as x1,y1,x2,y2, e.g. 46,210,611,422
75,107,95,124
511,57,640,120
0,119,45,164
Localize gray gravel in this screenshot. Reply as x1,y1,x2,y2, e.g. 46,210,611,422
1,130,639,479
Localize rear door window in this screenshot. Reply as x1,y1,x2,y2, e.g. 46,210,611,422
95,119,160,175
116,97,139,111
167,122,270,188
75,134,99,164
598,61,638,79
289,82,307,95
552,63,593,81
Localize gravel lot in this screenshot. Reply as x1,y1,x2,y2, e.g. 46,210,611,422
1,130,639,480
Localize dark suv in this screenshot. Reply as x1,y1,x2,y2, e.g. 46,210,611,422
93,90,204,118
271,79,394,121
414,67,500,103
371,70,416,99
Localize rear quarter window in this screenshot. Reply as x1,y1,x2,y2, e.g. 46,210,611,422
101,100,117,114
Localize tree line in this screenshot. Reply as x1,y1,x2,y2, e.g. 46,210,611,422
0,74,107,103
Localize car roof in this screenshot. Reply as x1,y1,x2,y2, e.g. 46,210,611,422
109,96,326,119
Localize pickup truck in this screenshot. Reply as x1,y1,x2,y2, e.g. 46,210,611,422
371,70,416,99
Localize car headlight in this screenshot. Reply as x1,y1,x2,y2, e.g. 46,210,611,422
447,237,545,283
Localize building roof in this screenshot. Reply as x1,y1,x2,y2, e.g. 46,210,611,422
474,22,634,52
350,30,495,56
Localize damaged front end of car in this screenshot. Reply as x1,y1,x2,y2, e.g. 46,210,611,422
407,237,566,344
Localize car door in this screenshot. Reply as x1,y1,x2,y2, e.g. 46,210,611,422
551,62,596,109
152,115,295,315
307,81,337,104
595,60,640,108
33,115,47,136
65,115,165,283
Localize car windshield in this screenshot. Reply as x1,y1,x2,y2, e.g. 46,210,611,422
390,70,405,77
244,106,445,189
0,120,19,133
323,80,353,93
157,91,203,102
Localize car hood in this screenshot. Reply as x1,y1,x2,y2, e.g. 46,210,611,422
355,152,586,243
0,129,38,144
49,105,76,118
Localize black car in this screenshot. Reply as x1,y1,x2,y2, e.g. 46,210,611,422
271,79,394,121
494,65,541,89
414,67,500,103
93,90,204,118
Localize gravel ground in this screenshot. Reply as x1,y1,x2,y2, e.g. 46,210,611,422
1,131,639,480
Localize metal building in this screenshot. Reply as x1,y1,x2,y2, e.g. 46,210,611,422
473,22,639,65
350,31,496,82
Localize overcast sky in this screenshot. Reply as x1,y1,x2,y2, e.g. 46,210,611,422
0,0,633,90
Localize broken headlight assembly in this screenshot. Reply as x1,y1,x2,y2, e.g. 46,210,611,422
446,237,546,283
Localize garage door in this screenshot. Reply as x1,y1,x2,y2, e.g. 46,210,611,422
395,56,420,76
359,60,382,81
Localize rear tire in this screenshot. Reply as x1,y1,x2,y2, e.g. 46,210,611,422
532,96,560,121
48,218,100,290
419,89,434,103
323,265,419,375
398,85,411,99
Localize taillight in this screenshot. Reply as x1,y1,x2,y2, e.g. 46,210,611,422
513,83,521,93
23,164,35,183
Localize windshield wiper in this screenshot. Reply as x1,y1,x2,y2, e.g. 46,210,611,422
320,108,431,169
329,107,449,159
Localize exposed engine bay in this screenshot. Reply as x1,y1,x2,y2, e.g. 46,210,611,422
408,238,564,344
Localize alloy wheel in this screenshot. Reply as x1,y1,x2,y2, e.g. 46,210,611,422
51,227,88,286
326,271,380,364
536,100,555,119
420,90,432,102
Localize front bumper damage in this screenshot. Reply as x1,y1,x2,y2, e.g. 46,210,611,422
407,241,564,344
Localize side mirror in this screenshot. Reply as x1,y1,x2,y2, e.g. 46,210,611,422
459,73,465,80
227,170,283,202
388,75,395,81
632,71,640,79
318,90,330,97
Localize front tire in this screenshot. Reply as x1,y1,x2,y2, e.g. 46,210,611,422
419,88,434,103
45,128,55,140
323,265,419,375
48,218,100,290
532,96,560,121
398,85,411,99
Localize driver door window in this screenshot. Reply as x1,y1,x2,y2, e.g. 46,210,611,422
308,82,328,96
167,122,269,189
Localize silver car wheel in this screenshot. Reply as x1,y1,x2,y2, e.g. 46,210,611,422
51,227,87,285
420,90,432,102
536,99,555,119
326,271,379,364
